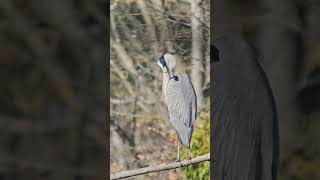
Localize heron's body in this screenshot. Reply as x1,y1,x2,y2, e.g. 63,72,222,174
165,73,197,147
157,54,197,160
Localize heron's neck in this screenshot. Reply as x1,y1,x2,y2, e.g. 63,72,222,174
162,69,173,100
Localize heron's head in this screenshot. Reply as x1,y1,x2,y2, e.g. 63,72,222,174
157,53,176,73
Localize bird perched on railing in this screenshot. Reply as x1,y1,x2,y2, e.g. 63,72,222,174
156,53,197,161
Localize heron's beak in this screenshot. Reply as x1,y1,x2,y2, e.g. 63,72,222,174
157,60,168,73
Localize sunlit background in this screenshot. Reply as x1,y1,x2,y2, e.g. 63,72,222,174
110,0,210,179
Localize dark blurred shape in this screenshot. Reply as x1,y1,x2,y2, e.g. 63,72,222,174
298,67,320,113
211,45,219,62
0,1,107,180
211,36,279,180
211,0,320,178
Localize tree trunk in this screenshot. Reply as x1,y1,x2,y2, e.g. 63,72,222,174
191,0,205,108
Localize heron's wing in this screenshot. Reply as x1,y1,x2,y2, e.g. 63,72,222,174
165,73,197,146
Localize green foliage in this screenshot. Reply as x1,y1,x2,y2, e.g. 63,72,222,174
180,98,210,179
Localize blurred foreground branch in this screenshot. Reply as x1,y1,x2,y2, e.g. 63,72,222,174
0,156,105,176
110,153,210,179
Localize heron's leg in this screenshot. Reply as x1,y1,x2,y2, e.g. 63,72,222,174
175,140,183,168
177,140,180,161
187,148,191,160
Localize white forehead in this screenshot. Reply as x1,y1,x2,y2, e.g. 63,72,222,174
164,54,176,66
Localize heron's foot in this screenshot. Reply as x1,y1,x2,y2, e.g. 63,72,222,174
174,159,182,167
188,157,192,164
176,155,180,162
187,149,191,159
185,154,192,166
187,154,191,160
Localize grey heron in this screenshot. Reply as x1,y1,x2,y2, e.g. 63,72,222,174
156,53,197,161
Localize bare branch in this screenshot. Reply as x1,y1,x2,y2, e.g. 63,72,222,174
111,111,143,118
110,60,135,95
136,0,160,54
110,98,135,104
151,0,175,53
110,153,210,179
110,38,138,76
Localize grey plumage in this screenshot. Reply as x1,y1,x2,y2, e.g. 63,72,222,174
166,73,197,147
157,53,197,161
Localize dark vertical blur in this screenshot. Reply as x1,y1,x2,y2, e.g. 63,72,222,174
211,0,320,179
0,1,107,180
